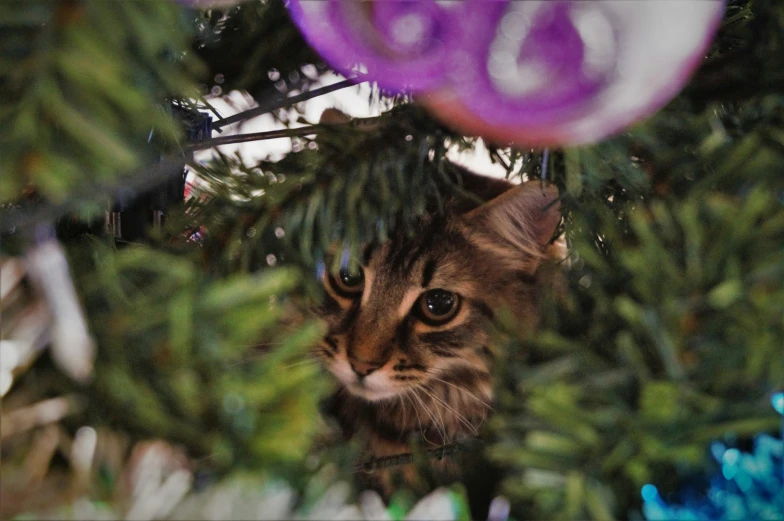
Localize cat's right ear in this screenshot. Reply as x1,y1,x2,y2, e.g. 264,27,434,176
463,181,561,273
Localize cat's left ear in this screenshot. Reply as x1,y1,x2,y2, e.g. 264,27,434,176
464,181,562,272
319,108,352,125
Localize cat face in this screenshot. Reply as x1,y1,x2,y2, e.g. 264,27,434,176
318,222,494,401
314,181,562,404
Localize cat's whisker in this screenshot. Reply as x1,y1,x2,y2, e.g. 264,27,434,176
226,341,292,348
279,358,321,371
423,387,448,442
224,353,280,368
421,384,479,436
398,394,408,432
409,390,436,444
419,392,447,447
424,370,490,407
314,347,334,359
418,385,478,436
425,371,494,411
412,388,446,446
404,391,433,446
421,382,474,430
227,354,321,369
222,343,324,368
476,412,487,430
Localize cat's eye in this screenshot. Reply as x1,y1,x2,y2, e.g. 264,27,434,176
416,289,460,326
329,267,365,298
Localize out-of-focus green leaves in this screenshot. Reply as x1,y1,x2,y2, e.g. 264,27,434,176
193,0,324,101
2,0,783,519
74,240,328,471
190,104,468,274
490,5,784,515
0,0,203,204
492,185,784,520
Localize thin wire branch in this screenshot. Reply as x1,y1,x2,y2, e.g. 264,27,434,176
1,112,387,238
188,116,385,151
490,149,511,171
1,75,371,239
189,125,324,150
213,76,367,130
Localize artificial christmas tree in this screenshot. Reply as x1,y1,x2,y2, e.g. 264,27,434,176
1,1,782,520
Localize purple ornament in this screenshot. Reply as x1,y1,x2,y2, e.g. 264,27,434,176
286,0,726,146
288,0,466,91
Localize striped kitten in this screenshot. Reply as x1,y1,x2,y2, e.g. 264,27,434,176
313,111,563,492
314,164,564,492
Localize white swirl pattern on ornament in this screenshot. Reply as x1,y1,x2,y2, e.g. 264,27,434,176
287,0,725,146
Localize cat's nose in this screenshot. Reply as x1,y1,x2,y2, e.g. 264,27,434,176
350,358,382,377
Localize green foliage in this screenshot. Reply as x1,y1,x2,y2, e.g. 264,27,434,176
190,104,472,274
0,0,203,203
2,0,784,519
687,0,784,104
74,239,329,471
487,1,784,511
491,187,783,520
193,0,323,99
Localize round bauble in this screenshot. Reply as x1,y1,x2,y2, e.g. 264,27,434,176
287,0,726,146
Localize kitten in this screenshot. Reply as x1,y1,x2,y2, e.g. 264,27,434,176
313,109,564,494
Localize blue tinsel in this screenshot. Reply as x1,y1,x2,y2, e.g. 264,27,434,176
642,392,784,521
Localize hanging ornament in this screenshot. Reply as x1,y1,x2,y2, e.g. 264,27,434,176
286,0,725,146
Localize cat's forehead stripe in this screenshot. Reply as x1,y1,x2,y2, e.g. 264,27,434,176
362,242,375,265
421,258,436,288
403,240,430,274
380,226,441,275
384,240,408,272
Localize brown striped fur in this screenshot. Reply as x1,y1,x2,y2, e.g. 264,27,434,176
313,171,564,494
313,110,564,495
